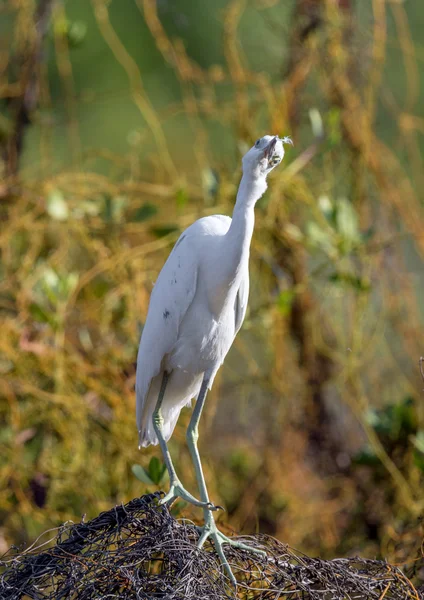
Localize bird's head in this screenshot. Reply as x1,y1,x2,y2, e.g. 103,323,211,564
242,134,292,179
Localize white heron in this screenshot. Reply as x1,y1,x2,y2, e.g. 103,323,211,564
136,134,292,583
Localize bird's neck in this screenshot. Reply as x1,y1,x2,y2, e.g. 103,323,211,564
227,172,267,253
206,172,266,318
219,173,267,281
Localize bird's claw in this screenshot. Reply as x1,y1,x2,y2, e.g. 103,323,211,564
197,514,266,586
206,501,224,512
158,480,217,511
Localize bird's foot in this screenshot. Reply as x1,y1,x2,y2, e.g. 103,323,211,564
197,512,266,586
159,480,220,511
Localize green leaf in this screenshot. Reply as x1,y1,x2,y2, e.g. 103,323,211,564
353,448,380,466
0,357,14,375
327,107,342,145
102,195,127,223
29,302,57,328
306,221,335,255
36,269,79,306
414,451,424,472
228,449,257,478
112,196,128,222
148,456,161,485
74,200,101,218
365,408,380,429
309,108,324,139
284,223,303,242
392,396,416,436
158,465,168,484
131,464,154,485
365,398,416,441
67,21,87,48
318,195,335,223
151,225,179,238
366,406,394,437
103,194,113,223
148,456,167,485
38,268,61,305
0,426,13,444
329,272,370,292
47,190,69,222
78,327,93,351
411,430,424,454
91,277,111,298
335,198,360,244
132,203,158,222
59,272,79,297
202,168,219,200
361,227,375,243
43,268,60,290
277,290,295,316
176,188,188,211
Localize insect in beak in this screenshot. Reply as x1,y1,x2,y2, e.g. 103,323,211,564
263,136,278,160
264,135,293,168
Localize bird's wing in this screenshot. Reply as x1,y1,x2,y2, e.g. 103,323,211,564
234,268,249,335
136,214,233,442
136,229,199,433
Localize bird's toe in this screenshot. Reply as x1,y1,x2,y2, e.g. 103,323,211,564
206,502,225,512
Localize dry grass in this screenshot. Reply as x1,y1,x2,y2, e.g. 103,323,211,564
1,493,423,600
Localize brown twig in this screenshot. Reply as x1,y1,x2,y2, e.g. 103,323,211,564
3,0,55,180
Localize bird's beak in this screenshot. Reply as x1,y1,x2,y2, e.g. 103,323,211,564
263,135,278,160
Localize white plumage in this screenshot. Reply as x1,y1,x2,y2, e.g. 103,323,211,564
136,214,249,446
135,134,292,585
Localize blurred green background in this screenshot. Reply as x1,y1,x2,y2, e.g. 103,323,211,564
1,0,424,573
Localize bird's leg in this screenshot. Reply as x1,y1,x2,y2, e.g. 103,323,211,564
186,376,265,586
197,510,266,586
185,377,213,505
152,371,216,510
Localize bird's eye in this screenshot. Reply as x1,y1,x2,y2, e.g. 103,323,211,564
255,139,260,147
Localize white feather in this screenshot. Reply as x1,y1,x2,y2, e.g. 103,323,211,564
136,215,232,446
136,134,290,447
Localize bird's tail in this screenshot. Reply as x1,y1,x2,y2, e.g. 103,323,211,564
137,369,201,448
137,371,185,448
137,372,161,447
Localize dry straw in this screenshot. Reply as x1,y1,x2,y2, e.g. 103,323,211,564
1,493,422,600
